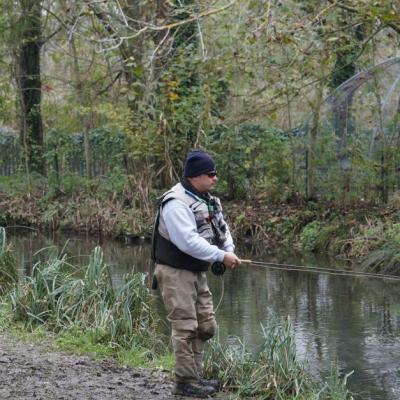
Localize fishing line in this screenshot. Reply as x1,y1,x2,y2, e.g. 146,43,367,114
239,259,400,281
214,275,225,313
213,257,400,314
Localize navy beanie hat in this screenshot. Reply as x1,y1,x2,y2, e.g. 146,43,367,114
183,150,216,177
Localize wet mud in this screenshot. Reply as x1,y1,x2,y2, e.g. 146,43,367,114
0,333,221,400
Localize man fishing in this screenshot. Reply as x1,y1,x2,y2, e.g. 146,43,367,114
152,149,241,398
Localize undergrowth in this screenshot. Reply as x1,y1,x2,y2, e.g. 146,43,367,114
7,246,167,358
361,223,400,274
204,317,354,399
0,227,17,296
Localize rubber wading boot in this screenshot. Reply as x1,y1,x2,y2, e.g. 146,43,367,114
173,382,217,398
199,378,220,389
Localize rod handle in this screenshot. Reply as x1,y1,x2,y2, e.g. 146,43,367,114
240,259,252,263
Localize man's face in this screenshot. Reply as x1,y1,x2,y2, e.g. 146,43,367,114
188,172,218,193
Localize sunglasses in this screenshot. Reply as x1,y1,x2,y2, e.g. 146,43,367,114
206,172,218,178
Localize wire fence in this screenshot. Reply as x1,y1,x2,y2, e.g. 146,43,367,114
299,57,400,203
0,128,128,178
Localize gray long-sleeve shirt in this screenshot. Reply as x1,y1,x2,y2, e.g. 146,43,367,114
162,199,235,263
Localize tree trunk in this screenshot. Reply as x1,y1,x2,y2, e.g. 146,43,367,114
17,0,44,175
70,37,92,179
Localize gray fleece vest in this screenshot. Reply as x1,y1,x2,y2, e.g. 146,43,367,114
152,183,227,271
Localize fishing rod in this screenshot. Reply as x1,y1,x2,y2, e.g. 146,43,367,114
211,259,400,281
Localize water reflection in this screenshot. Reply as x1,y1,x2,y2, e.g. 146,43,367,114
8,230,400,400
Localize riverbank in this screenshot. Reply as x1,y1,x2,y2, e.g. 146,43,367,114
0,331,178,400
0,231,355,400
1,185,399,274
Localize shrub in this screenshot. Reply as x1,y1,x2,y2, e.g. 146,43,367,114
0,227,17,296
300,221,321,252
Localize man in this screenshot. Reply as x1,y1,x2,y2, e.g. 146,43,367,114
152,149,241,398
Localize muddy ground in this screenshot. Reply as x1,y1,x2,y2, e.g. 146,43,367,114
0,333,225,400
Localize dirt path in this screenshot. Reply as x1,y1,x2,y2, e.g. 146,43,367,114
0,333,220,400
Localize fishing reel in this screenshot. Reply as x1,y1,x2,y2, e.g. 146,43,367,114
211,261,226,276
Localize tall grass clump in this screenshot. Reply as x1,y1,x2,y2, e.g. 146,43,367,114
362,222,400,275
0,227,17,296
316,365,354,400
205,317,309,399
8,246,165,355
204,317,353,399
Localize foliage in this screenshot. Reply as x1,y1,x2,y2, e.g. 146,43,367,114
0,227,17,296
45,128,128,185
0,0,399,203
300,221,321,252
362,223,400,274
210,125,291,200
8,246,167,355
316,365,354,400
204,317,353,399
343,219,386,259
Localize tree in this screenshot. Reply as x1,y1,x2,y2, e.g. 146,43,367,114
16,0,45,175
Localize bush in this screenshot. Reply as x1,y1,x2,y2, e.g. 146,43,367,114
210,125,291,200
300,221,321,252
0,227,17,296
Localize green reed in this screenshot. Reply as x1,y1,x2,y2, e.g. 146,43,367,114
362,244,400,274
8,246,166,356
204,317,353,399
316,365,354,400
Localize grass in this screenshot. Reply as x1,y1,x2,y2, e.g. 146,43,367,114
204,317,354,399
361,222,400,274
0,302,175,372
7,246,168,358
316,365,354,400
362,244,400,274
0,175,152,236
1,242,173,371
55,328,175,370
1,173,400,268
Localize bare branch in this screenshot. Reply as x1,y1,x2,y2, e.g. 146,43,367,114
87,0,237,53
328,0,400,33
159,0,237,31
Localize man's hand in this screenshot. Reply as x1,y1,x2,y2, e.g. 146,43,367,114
223,252,241,269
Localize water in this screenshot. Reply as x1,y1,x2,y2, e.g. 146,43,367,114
9,230,400,400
